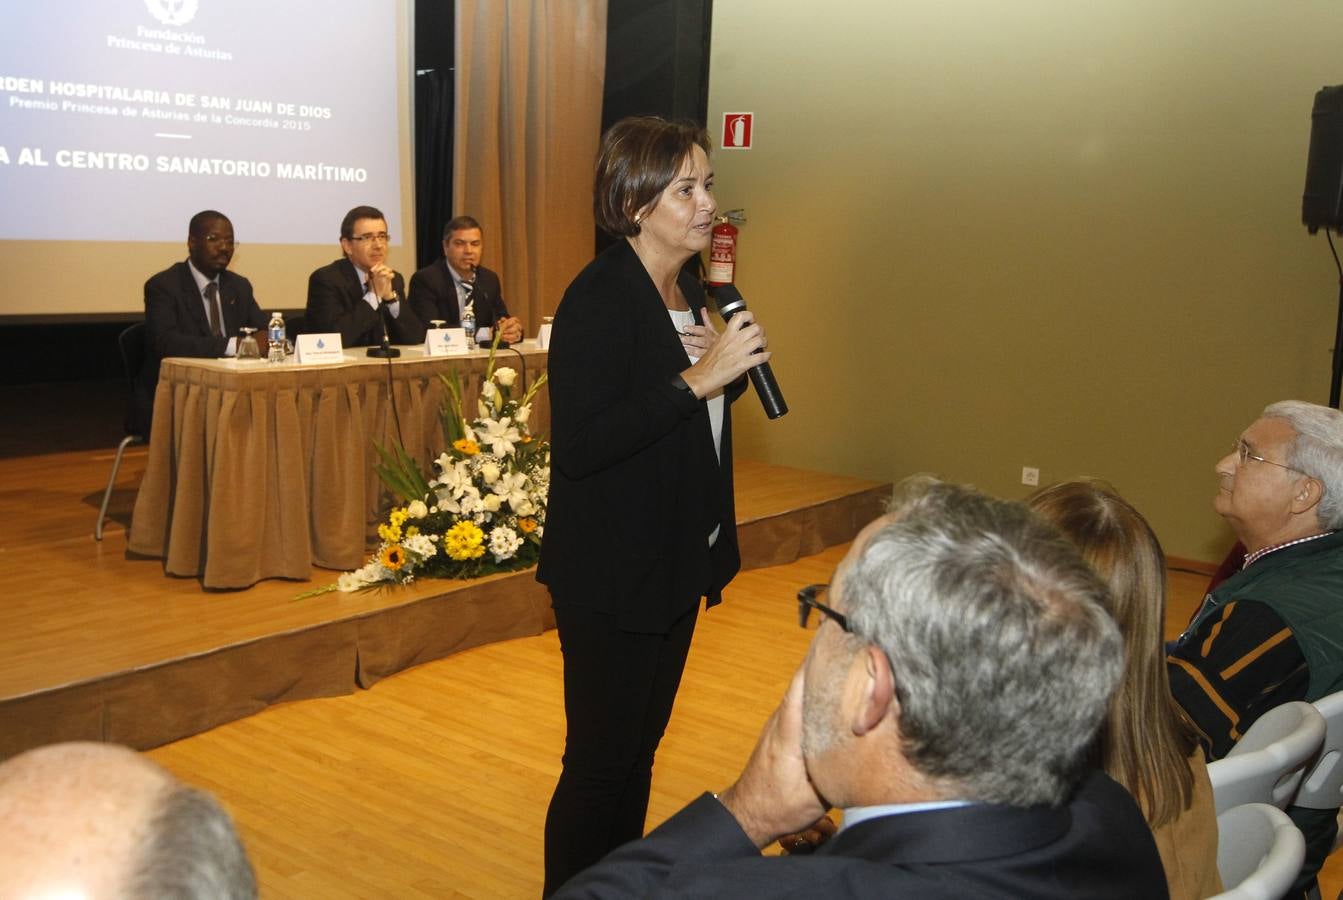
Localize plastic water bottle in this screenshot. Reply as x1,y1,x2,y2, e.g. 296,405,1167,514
267,311,286,363
462,306,476,349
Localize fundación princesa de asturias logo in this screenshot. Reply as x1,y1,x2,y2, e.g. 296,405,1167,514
144,0,200,27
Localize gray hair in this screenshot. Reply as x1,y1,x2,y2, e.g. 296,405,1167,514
841,481,1122,807
1263,400,1343,529
129,785,258,899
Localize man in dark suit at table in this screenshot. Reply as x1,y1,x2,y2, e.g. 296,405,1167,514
305,205,425,348
554,481,1168,899
139,210,269,430
407,215,523,344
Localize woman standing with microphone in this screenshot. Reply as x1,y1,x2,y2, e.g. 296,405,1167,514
537,116,769,894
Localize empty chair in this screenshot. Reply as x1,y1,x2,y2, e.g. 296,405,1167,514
1210,803,1305,900
1290,691,1343,898
95,322,149,540
1296,691,1343,813
1209,701,1326,815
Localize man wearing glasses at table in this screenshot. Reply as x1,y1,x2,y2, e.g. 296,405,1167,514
552,481,1166,898
1168,400,1343,897
305,205,426,347
140,210,269,429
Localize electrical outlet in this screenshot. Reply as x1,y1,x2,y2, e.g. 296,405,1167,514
1021,466,1039,487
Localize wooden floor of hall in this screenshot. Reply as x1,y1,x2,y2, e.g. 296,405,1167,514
139,553,1343,898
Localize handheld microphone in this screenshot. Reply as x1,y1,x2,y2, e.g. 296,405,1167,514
708,283,787,420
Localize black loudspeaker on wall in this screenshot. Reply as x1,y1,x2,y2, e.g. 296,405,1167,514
1303,84,1343,234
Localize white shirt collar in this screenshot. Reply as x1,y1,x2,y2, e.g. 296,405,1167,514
186,258,215,295
841,799,973,832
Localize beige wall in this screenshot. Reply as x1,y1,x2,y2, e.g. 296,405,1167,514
708,0,1343,562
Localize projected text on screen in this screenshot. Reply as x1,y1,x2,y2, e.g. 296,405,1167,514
0,1,403,245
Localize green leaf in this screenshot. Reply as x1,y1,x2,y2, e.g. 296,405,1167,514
373,439,432,503
438,371,467,447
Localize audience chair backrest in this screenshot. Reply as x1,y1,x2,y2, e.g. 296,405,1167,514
1209,701,1326,815
1294,690,1343,811
1209,802,1306,900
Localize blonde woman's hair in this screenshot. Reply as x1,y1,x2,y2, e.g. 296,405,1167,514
1028,478,1196,827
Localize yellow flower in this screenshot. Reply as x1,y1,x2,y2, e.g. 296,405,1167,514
453,438,480,456
517,517,538,534
444,521,486,561
376,507,410,543
380,544,406,571
406,525,420,538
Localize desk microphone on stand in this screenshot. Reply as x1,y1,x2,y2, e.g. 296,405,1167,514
367,287,401,358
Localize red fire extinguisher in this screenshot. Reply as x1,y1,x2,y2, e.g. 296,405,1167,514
706,209,746,286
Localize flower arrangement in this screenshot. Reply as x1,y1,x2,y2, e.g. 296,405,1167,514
299,342,548,597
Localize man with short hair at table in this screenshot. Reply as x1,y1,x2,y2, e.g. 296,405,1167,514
408,215,523,344
0,741,257,898
305,205,425,347
1169,399,1343,898
553,481,1167,899
139,210,269,429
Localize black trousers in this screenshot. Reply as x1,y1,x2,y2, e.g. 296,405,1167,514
542,601,700,896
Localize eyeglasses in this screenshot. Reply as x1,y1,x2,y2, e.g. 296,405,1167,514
1232,439,1302,473
349,232,390,244
797,583,850,632
201,234,236,247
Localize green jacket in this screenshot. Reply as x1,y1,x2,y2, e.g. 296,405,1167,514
1190,530,1343,701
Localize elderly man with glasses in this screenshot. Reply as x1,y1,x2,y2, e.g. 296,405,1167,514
552,481,1167,899
305,204,425,348
1168,399,1343,897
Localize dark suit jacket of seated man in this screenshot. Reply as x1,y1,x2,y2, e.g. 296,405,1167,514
304,206,425,348
139,211,267,431
408,215,519,343
408,260,511,335
306,258,424,347
553,481,1168,899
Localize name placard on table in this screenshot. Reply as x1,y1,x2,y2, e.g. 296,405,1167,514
295,333,345,365
424,327,469,356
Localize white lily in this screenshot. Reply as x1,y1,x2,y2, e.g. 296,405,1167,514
476,417,521,456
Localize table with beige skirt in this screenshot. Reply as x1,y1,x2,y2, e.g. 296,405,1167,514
128,343,550,589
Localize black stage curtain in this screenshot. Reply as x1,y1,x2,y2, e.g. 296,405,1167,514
415,67,455,271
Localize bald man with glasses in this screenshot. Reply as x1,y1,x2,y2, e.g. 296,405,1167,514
1168,399,1343,898
305,204,426,347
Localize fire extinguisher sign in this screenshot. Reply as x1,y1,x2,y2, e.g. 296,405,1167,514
721,112,754,150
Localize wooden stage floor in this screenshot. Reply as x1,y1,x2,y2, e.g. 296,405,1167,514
0,449,889,758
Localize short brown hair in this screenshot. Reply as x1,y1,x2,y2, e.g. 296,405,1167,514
593,116,711,237
340,205,385,240
442,215,482,240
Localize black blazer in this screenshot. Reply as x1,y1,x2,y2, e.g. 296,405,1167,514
304,257,425,347
537,241,744,633
139,260,268,429
554,772,1170,899
407,261,510,331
